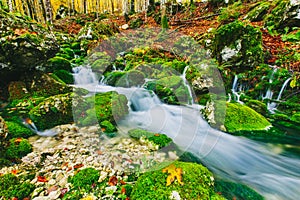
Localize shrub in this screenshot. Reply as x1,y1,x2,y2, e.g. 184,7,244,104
5,138,32,159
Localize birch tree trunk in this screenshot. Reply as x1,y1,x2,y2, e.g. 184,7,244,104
44,0,53,24
7,0,13,12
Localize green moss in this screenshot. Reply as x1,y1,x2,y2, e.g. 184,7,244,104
246,2,270,22
131,161,223,200
100,120,117,137
245,100,267,115
130,18,144,29
115,70,145,87
53,69,74,84
5,121,35,139
225,103,271,133
29,93,73,130
5,138,32,159
105,71,126,86
0,173,35,199
291,112,300,124
68,168,100,191
46,56,72,72
213,20,263,68
128,129,172,148
214,179,264,200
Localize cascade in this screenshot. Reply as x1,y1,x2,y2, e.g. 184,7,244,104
73,67,300,200
276,77,291,101
263,67,277,100
180,66,194,104
231,75,243,104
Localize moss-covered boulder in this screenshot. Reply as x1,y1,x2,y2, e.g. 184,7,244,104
7,81,29,100
264,0,300,30
213,20,263,69
5,138,32,160
130,161,224,199
245,100,268,115
53,69,74,84
45,56,72,72
5,121,35,139
77,91,129,127
77,21,118,40
291,112,300,124
225,103,271,133
0,173,35,199
0,9,58,83
145,76,191,105
245,2,271,22
128,129,172,149
29,93,74,130
115,70,146,87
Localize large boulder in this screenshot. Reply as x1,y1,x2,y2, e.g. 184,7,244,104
264,0,300,30
29,93,74,130
130,161,224,199
224,103,271,133
8,71,72,100
0,9,59,82
213,20,263,69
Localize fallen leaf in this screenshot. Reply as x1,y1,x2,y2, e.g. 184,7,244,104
121,187,126,194
11,169,18,175
74,163,84,169
108,176,118,186
120,180,126,185
162,164,183,186
37,176,48,182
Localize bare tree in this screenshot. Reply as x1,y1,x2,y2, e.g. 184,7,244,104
44,0,53,24
7,0,13,12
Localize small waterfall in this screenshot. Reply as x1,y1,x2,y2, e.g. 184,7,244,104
23,118,57,137
73,66,300,199
181,66,194,104
276,77,291,101
231,75,243,104
117,88,300,200
263,67,277,100
73,66,98,91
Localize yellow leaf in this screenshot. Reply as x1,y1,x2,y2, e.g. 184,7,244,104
162,164,183,186
290,76,297,88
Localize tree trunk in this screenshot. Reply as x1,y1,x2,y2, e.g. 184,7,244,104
7,0,13,12
38,0,46,23
44,0,52,24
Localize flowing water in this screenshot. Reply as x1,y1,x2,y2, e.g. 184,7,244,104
73,67,300,200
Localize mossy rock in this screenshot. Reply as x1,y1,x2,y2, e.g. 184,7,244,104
115,70,145,87
100,120,117,137
0,173,35,199
53,69,74,84
68,168,100,191
5,138,32,159
5,121,35,139
45,56,72,72
264,0,300,30
225,103,271,133
8,81,29,100
245,100,267,115
291,112,300,124
214,179,264,200
105,71,126,86
29,93,74,130
130,161,224,200
78,91,129,126
213,20,263,69
20,71,72,98
128,128,172,148
246,2,270,22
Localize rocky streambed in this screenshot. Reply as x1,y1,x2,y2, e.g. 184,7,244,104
0,124,176,200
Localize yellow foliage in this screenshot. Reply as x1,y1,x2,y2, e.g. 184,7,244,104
80,195,95,200
162,164,184,186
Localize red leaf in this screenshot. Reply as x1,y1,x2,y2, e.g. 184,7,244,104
121,187,126,194
74,163,84,169
120,180,126,185
108,176,118,186
37,176,48,182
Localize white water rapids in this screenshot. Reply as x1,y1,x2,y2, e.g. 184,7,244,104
73,67,300,200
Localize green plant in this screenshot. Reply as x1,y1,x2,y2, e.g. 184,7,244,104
5,121,35,139
291,112,300,124
53,70,74,84
5,138,32,159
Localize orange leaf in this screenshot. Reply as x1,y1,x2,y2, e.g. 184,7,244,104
154,133,160,136
14,138,22,144
74,163,84,169
11,169,18,175
121,187,126,194
37,176,48,182
108,176,118,186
